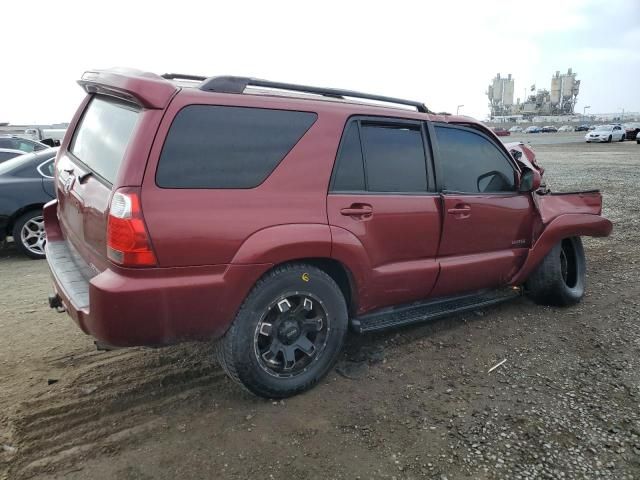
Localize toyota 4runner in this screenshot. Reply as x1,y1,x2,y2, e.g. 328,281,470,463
45,69,612,398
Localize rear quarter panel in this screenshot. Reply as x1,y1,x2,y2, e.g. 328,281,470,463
141,91,348,267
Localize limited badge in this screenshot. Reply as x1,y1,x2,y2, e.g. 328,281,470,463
301,273,310,282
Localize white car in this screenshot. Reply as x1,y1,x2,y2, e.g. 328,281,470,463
558,125,574,132
585,124,625,143
509,126,523,132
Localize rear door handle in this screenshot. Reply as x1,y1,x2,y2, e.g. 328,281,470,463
340,204,373,217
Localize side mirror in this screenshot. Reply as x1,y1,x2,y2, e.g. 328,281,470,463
519,169,541,192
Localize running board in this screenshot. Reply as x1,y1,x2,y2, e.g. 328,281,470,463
351,288,521,333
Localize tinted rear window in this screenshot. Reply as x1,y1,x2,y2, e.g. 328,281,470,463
70,96,140,184
360,124,427,192
156,105,317,189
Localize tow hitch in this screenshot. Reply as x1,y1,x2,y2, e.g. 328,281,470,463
48,293,66,313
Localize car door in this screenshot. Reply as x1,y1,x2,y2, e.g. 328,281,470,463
429,123,537,298
327,117,442,313
613,125,623,141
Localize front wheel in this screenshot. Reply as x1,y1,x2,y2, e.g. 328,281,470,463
12,210,46,259
608,135,612,143
525,237,586,307
216,264,348,398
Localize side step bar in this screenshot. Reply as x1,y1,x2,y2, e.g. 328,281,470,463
351,288,522,333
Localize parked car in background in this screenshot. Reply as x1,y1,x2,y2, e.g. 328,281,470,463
558,125,574,132
636,131,640,144
575,125,589,132
524,126,541,133
0,148,57,258
0,148,25,163
509,126,523,133
541,126,558,133
623,123,640,140
44,69,612,398
492,127,510,137
585,125,626,143
588,125,598,131
0,135,49,153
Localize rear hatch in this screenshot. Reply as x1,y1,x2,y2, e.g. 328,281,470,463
55,95,142,271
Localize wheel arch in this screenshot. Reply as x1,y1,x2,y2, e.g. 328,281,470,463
251,257,357,317
510,213,612,285
7,203,45,236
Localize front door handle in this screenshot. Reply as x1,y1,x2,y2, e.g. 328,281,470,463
340,204,373,218
447,204,471,217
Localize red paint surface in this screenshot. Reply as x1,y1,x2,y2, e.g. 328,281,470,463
45,69,613,347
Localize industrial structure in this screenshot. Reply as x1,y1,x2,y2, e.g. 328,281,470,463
487,68,580,119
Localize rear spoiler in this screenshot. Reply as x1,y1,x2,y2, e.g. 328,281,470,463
78,69,178,109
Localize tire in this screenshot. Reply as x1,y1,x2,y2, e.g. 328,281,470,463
216,263,348,398
12,210,46,259
607,135,612,143
525,237,586,307
619,135,624,142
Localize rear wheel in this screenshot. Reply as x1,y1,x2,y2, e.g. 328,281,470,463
12,210,46,259
216,264,348,398
607,135,612,143
525,237,585,307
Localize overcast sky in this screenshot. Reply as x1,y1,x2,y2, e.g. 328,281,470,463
2,0,638,124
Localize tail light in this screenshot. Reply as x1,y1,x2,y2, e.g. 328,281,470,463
107,188,157,267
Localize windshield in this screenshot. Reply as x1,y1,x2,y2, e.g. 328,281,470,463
69,96,140,184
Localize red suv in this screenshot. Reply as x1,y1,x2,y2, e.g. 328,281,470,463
45,69,612,398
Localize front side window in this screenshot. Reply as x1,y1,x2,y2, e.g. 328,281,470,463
434,125,516,193
156,106,317,189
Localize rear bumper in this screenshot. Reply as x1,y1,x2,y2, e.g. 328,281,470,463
44,200,270,347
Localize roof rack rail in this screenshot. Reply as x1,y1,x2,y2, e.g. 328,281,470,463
161,73,207,82
199,76,431,113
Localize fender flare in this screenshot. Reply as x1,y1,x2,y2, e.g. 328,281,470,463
510,213,612,285
329,225,374,314
230,223,332,265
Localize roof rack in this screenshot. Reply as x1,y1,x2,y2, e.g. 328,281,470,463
198,76,431,113
161,73,207,82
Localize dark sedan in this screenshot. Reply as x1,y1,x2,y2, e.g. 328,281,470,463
0,148,57,258
575,125,590,132
624,123,640,140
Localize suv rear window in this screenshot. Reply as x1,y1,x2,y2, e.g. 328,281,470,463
156,105,317,189
70,96,140,184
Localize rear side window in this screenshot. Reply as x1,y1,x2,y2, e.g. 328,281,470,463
70,96,140,184
331,123,365,191
360,124,427,192
156,106,317,189
434,125,515,193
331,120,428,193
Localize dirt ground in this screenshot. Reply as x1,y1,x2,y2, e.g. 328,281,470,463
1,141,639,480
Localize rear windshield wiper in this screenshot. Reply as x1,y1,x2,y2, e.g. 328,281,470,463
77,171,93,183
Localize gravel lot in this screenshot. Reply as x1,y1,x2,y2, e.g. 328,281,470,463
1,140,639,480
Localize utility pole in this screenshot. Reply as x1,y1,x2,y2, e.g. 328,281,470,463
583,105,590,122
456,105,464,115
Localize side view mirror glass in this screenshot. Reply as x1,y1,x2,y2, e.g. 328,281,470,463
477,170,512,192
519,169,541,192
